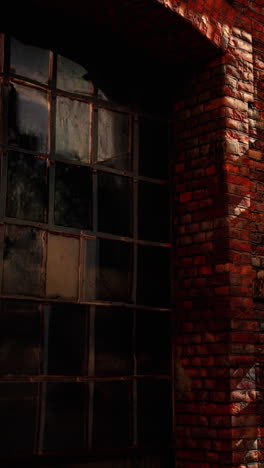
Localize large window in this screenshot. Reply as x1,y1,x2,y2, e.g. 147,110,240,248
0,35,172,466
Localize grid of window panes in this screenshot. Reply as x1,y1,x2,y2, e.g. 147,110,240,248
0,35,172,463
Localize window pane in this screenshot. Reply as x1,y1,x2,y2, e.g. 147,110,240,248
97,239,132,301
57,55,93,96
2,225,43,296
136,310,171,375
94,307,133,376
43,304,86,375
139,118,168,180
137,246,170,307
42,382,85,451
10,37,50,84
6,152,48,222
138,181,169,242
93,381,131,448
8,83,49,152
0,383,37,454
54,162,92,229
0,300,40,375
138,380,172,445
46,233,79,300
81,239,96,302
98,172,132,236
56,96,89,162
96,108,130,170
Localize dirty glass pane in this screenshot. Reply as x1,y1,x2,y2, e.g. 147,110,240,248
43,303,86,375
10,37,50,84
94,307,133,376
57,55,93,96
56,96,89,162
137,246,170,307
0,383,37,454
138,181,169,242
139,118,168,180
46,233,79,300
93,381,131,448
42,382,85,451
138,380,172,445
97,239,132,301
8,82,49,153
6,152,48,222
3,225,43,296
81,238,96,302
54,162,92,229
98,172,131,236
96,109,130,170
136,310,171,375
0,300,40,375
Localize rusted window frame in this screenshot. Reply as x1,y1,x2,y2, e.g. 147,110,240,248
0,33,174,464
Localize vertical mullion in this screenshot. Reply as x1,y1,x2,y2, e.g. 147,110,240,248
48,52,57,227
88,304,95,450
0,151,7,220
132,116,139,452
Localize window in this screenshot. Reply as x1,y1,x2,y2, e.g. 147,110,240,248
0,35,173,466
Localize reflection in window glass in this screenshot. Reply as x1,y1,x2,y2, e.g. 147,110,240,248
55,162,92,229
96,109,130,170
46,233,79,300
0,300,40,375
93,381,131,448
97,239,132,301
0,383,37,454
94,307,133,376
43,303,86,375
138,380,172,445
3,225,43,296
6,152,48,222
42,382,85,451
98,172,131,236
57,55,93,96
136,310,171,375
8,83,49,153
137,246,170,307
138,181,169,242
139,118,168,180
56,96,90,162
10,37,50,84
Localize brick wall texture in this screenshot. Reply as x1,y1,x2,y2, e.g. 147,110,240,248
160,0,264,466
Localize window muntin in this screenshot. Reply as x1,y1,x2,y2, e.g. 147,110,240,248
0,34,172,462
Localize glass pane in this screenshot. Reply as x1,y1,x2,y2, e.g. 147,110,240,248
8,82,49,153
94,307,133,376
93,381,131,448
46,233,79,300
42,382,85,451
55,162,92,229
97,239,132,301
56,96,89,162
96,108,130,170
137,246,170,307
139,118,168,180
0,383,37,454
136,310,171,375
0,299,40,374
3,224,43,296
98,172,132,236
138,380,172,445
81,239,96,302
43,303,86,375
57,55,93,96
10,37,50,84
138,181,169,242
6,152,48,222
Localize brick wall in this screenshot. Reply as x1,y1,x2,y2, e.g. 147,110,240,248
167,0,264,466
